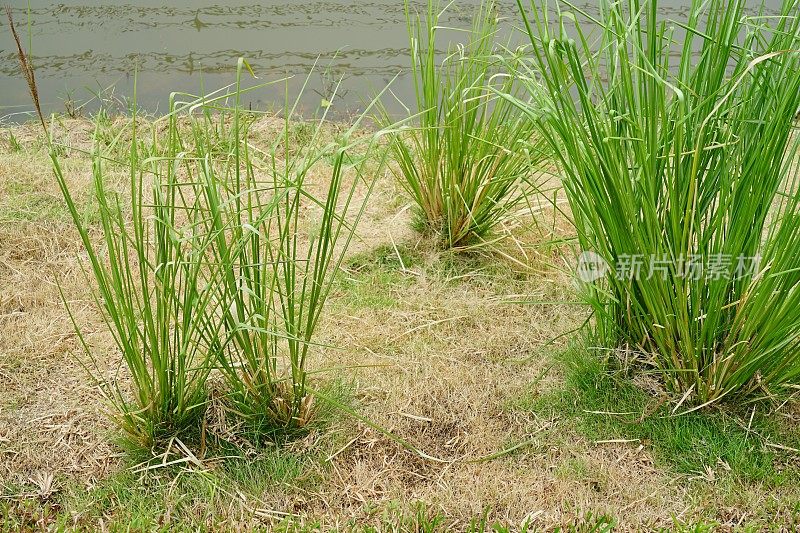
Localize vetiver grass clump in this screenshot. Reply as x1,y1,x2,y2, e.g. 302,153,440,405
49,62,387,450
206,66,387,439
379,0,545,249
512,0,800,404
51,102,221,450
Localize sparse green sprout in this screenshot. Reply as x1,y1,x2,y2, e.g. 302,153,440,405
7,131,22,152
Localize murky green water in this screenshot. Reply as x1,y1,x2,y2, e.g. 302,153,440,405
0,1,785,121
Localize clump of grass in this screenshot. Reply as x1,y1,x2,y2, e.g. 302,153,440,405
199,63,388,440
513,0,800,403
12,448,307,530
379,0,545,249
49,59,387,449
51,100,223,450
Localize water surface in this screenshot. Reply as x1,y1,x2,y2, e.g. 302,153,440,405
0,1,785,121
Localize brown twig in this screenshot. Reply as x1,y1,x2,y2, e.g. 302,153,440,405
5,5,47,134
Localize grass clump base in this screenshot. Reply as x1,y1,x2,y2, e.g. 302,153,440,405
525,342,800,483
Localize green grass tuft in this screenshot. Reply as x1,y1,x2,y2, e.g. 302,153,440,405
511,0,800,403
378,0,546,249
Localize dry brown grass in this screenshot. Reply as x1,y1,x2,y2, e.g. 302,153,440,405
0,126,121,495
1,117,798,531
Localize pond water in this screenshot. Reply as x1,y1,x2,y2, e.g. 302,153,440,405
0,1,786,121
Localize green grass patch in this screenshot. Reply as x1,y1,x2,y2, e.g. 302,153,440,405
2,445,317,531
518,344,800,483
0,168,111,224
274,501,617,532
1,176,74,223
435,248,531,287
336,244,420,309
335,242,533,311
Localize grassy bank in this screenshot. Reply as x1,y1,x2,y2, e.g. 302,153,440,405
2,0,800,527
1,115,800,531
